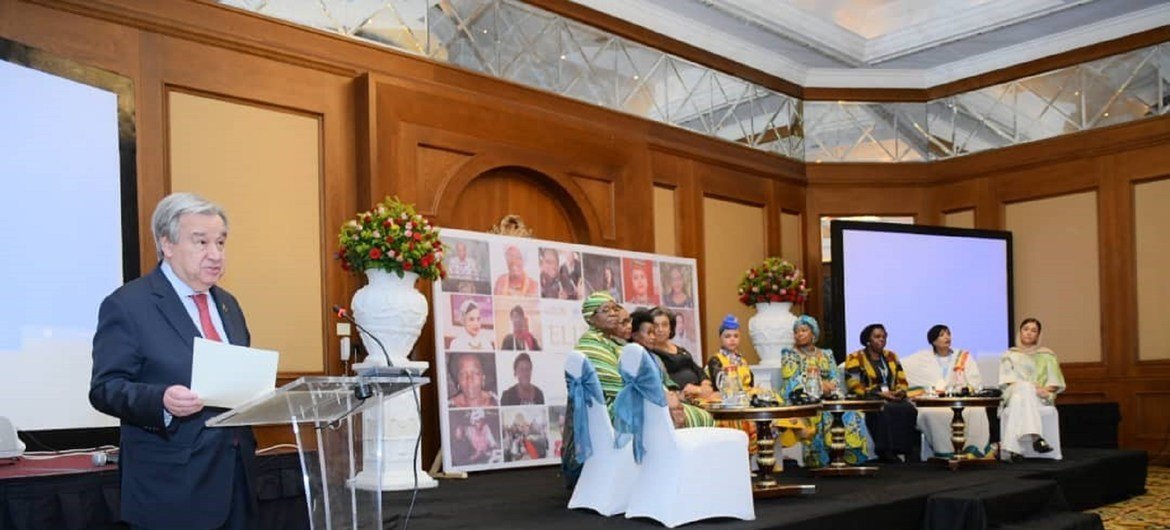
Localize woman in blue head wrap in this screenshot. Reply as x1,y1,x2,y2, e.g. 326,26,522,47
781,315,874,468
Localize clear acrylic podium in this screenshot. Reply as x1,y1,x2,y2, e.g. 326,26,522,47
207,369,427,530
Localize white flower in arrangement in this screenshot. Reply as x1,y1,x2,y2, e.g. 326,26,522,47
371,230,381,239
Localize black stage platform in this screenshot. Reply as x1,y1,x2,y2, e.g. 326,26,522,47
379,448,1146,530
0,448,1147,530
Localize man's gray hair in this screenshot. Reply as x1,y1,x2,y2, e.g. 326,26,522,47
151,192,228,260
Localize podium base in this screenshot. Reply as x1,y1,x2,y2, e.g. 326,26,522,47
351,468,438,491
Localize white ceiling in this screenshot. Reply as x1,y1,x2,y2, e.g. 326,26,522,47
569,0,1170,88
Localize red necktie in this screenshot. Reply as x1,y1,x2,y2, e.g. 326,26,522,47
191,293,223,342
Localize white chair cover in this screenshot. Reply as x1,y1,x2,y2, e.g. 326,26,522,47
616,343,755,528
565,350,638,516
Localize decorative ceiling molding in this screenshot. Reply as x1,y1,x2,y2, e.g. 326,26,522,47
569,0,1170,90
918,3,1170,87
860,0,1086,64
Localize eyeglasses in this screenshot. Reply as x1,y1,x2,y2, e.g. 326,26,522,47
598,304,623,314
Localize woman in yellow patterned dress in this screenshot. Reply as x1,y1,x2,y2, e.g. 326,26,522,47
781,315,873,467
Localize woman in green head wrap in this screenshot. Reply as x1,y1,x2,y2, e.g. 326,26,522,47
561,292,712,489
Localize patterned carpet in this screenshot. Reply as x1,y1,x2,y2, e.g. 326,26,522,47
1089,465,1170,529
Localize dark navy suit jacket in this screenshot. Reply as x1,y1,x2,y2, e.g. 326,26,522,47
89,266,257,529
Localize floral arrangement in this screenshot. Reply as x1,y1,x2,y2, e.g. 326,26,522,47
736,257,809,306
337,196,445,281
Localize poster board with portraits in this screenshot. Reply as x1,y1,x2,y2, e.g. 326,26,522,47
434,228,702,473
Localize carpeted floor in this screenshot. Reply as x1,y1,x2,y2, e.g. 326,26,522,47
1089,465,1170,529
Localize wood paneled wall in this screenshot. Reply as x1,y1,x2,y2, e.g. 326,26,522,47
4,0,1167,462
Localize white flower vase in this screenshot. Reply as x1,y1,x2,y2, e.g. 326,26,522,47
351,268,437,491
748,302,797,368
352,269,428,366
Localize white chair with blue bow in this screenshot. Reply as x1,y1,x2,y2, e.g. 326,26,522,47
614,343,755,528
565,350,638,515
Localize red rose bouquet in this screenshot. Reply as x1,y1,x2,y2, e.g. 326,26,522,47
337,196,445,281
736,257,808,306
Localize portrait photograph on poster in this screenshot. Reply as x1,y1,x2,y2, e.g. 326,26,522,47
443,294,495,351
537,246,583,301
491,243,540,297
622,257,660,305
547,404,566,460
448,408,503,468
501,405,551,463
495,349,565,406
446,350,499,408
659,262,696,309
581,253,623,303
434,228,701,473
494,297,543,351
441,236,491,294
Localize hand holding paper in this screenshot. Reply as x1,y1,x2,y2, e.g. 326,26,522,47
190,338,279,409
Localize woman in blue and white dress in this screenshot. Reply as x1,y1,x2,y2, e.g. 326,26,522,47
780,315,873,467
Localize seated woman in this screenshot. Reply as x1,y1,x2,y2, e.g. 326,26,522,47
844,323,918,462
646,306,717,404
903,324,993,458
781,315,873,467
630,308,714,428
999,318,1065,458
561,292,711,489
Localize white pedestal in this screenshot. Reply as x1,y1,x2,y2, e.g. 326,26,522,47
750,362,783,394
351,360,438,491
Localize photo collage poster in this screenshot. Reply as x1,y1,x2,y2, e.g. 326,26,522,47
434,228,702,473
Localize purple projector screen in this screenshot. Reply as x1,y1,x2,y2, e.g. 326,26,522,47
832,222,1012,373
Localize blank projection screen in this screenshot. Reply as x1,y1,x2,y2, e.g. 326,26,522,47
0,55,129,430
830,221,1013,380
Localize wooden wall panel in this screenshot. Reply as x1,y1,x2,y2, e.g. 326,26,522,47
1135,390,1170,444
168,90,325,374
1133,177,1170,361
654,186,678,256
702,197,766,364
943,209,975,228
1005,192,1102,364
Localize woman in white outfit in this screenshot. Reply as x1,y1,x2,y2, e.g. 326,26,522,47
902,324,993,458
999,318,1065,458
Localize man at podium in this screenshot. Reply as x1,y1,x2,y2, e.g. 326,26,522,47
89,193,257,530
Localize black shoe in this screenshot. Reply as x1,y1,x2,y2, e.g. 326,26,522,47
1032,437,1054,454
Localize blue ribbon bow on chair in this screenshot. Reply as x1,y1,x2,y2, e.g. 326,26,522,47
613,351,667,463
566,360,606,462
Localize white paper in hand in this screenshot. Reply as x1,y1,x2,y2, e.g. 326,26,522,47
190,337,279,409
